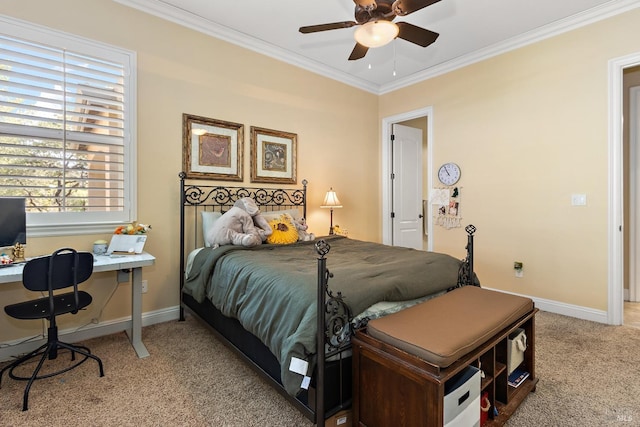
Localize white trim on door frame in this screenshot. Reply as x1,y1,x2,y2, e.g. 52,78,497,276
381,107,434,250
608,52,640,325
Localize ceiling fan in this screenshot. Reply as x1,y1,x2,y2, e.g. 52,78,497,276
299,0,441,61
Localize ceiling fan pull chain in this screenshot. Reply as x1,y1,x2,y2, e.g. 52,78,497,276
393,40,397,76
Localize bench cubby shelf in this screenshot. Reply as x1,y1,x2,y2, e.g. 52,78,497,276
352,307,538,426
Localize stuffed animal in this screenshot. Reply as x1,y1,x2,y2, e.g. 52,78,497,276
333,225,348,237
266,214,299,245
205,197,272,248
294,217,315,242
236,197,273,242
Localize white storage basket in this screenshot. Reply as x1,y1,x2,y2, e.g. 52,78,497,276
507,328,527,374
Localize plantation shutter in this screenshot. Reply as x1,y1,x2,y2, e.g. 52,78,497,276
0,19,135,229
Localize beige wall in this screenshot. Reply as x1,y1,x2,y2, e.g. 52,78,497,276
380,8,640,310
2,1,640,343
0,0,379,342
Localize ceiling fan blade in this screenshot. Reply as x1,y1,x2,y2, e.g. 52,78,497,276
392,0,441,16
348,43,369,60
299,21,358,34
396,22,439,47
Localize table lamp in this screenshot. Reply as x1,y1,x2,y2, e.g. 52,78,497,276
321,188,342,235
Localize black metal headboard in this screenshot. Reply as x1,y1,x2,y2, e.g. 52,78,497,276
178,172,308,319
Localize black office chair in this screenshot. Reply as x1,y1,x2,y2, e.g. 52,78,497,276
0,248,104,411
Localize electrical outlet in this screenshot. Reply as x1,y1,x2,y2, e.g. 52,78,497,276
571,194,587,206
514,262,523,278
141,280,148,293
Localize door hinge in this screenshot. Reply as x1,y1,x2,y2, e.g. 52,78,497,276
391,134,395,141
391,173,395,180
391,212,395,218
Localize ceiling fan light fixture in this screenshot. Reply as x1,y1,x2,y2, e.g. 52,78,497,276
354,20,399,48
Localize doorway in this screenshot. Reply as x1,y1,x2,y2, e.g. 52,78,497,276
625,76,640,327
609,53,640,325
629,84,640,303
381,107,433,250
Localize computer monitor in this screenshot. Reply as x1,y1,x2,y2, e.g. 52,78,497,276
0,197,27,248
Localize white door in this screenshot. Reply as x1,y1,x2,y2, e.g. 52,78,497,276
391,124,423,249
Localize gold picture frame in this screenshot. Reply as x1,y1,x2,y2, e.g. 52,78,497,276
182,113,243,181
250,126,297,184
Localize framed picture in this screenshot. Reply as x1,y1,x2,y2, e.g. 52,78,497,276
182,113,243,181
250,126,297,184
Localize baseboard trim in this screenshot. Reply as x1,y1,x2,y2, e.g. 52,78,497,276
0,305,181,362
483,287,608,324
0,291,611,362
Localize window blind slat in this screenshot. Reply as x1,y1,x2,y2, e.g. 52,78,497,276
65,63,124,85
1,35,62,59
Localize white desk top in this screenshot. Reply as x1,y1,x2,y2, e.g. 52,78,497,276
0,252,156,284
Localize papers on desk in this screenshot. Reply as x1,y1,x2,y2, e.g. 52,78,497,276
107,234,147,254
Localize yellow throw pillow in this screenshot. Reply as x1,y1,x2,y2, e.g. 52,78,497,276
266,214,299,245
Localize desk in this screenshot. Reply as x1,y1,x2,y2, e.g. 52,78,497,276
0,252,155,358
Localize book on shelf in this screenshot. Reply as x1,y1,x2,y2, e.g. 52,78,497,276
508,368,530,388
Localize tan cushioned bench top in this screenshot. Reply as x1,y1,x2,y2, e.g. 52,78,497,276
366,286,534,368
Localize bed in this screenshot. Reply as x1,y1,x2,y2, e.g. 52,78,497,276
178,173,478,424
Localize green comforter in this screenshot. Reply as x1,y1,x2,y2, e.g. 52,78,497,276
183,235,465,396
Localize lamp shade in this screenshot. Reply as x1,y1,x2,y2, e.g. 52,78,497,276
354,20,399,48
321,189,342,208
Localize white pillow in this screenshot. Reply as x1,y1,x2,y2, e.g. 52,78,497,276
201,211,222,247
261,208,302,222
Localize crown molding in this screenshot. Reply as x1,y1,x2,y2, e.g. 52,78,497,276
113,0,380,93
379,0,640,94
115,0,640,95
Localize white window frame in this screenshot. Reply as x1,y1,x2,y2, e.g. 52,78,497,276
0,15,137,237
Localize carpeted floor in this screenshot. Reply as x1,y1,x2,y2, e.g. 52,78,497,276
506,311,640,427
0,310,639,426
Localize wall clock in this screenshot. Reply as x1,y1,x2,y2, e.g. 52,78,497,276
437,162,461,186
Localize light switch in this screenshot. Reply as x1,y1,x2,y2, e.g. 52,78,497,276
571,194,587,206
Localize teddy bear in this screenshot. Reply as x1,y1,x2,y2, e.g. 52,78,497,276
294,217,315,242
205,197,272,248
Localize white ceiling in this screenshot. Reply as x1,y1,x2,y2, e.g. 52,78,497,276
117,0,640,94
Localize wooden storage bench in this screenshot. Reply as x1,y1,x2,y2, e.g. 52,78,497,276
352,286,538,427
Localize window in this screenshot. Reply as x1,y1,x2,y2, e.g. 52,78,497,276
0,16,137,235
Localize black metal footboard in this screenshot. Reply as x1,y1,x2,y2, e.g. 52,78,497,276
314,239,352,424
457,224,479,288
